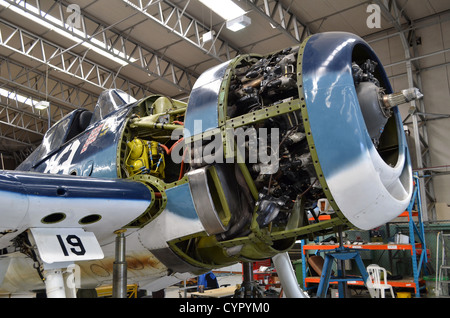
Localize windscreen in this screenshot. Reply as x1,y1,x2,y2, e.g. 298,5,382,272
90,89,137,124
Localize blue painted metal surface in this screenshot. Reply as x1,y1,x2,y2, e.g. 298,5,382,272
164,183,198,220
16,99,132,179
0,170,151,201
0,170,153,247
184,61,230,138
301,32,412,230
302,32,393,178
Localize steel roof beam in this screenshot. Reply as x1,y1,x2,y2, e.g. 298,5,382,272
0,85,57,133
1,0,196,94
0,103,46,137
0,18,155,99
0,57,97,112
122,0,241,62
246,0,310,44
0,121,38,147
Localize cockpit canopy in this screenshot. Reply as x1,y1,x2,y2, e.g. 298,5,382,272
19,89,137,169
90,89,137,124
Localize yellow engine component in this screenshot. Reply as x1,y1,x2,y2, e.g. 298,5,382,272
126,138,165,178
150,141,159,157
126,138,150,177
149,141,165,179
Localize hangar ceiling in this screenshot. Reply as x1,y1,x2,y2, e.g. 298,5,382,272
0,0,448,166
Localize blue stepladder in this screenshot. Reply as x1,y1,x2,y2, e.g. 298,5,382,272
407,172,428,297
315,245,376,298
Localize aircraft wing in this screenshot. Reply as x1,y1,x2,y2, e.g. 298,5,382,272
0,170,153,252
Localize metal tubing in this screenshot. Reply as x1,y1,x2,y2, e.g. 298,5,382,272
236,262,263,298
63,267,77,298
242,262,253,285
44,269,66,298
130,120,180,130
112,231,127,298
337,227,348,298
272,252,309,298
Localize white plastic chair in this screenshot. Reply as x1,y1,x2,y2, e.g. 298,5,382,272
367,264,395,298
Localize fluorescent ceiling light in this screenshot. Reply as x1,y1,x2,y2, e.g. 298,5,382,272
199,0,246,21
0,88,36,107
202,30,215,43
35,101,50,110
226,15,251,32
0,88,50,111
0,0,136,66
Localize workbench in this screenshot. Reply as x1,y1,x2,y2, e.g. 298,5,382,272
190,285,239,298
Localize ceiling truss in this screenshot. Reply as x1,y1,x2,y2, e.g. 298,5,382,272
2,0,198,94
247,0,310,43
122,0,242,63
0,18,155,97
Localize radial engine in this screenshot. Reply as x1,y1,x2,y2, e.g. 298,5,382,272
124,32,420,270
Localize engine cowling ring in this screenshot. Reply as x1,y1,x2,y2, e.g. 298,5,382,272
299,32,413,230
